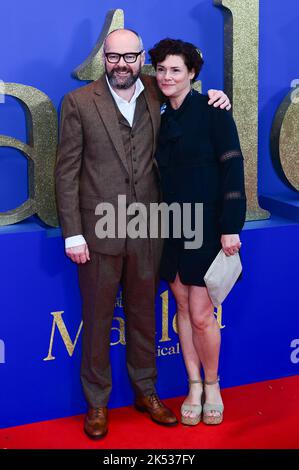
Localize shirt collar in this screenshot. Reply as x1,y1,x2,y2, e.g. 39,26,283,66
105,75,144,105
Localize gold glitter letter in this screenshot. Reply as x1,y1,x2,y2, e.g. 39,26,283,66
159,290,171,342
74,9,124,81
0,83,58,226
270,86,299,192
214,305,225,329
43,311,83,361
111,316,126,346
214,0,269,221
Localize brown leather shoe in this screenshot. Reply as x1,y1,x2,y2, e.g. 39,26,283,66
135,393,178,426
84,407,108,439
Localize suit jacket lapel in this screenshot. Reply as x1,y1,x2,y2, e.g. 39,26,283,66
93,77,129,174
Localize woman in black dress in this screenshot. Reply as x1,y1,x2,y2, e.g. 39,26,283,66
149,39,246,426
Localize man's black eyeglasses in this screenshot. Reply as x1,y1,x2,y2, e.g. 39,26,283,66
105,51,144,64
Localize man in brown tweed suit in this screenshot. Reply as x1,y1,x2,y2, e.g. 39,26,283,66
55,28,230,439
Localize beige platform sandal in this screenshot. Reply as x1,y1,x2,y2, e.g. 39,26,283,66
180,379,203,426
203,376,224,425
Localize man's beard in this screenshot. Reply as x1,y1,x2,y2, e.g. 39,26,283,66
106,64,141,89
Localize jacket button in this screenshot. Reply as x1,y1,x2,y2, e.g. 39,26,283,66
125,178,129,184
134,169,137,174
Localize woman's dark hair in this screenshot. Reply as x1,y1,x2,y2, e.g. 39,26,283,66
148,38,204,82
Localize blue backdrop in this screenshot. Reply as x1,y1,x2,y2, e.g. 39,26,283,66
0,0,299,428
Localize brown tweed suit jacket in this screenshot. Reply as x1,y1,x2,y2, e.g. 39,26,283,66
55,74,162,255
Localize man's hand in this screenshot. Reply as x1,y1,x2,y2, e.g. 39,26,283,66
208,89,231,110
66,243,90,264
221,234,242,256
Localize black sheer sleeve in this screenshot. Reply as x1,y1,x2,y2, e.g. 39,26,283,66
212,108,247,234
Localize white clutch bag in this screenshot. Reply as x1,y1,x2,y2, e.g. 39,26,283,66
204,249,242,307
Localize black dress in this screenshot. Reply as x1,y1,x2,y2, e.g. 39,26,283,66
155,90,246,287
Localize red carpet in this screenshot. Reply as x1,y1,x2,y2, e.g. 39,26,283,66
1,375,299,449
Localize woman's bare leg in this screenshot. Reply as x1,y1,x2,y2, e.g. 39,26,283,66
188,286,223,417
170,274,203,418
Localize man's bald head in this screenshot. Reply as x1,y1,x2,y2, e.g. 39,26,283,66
104,28,144,53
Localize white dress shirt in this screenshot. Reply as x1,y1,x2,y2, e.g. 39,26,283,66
105,75,144,126
65,76,145,250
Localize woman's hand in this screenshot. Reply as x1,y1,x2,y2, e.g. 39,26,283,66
221,234,242,256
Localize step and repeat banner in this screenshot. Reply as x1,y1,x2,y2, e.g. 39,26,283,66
0,0,299,427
